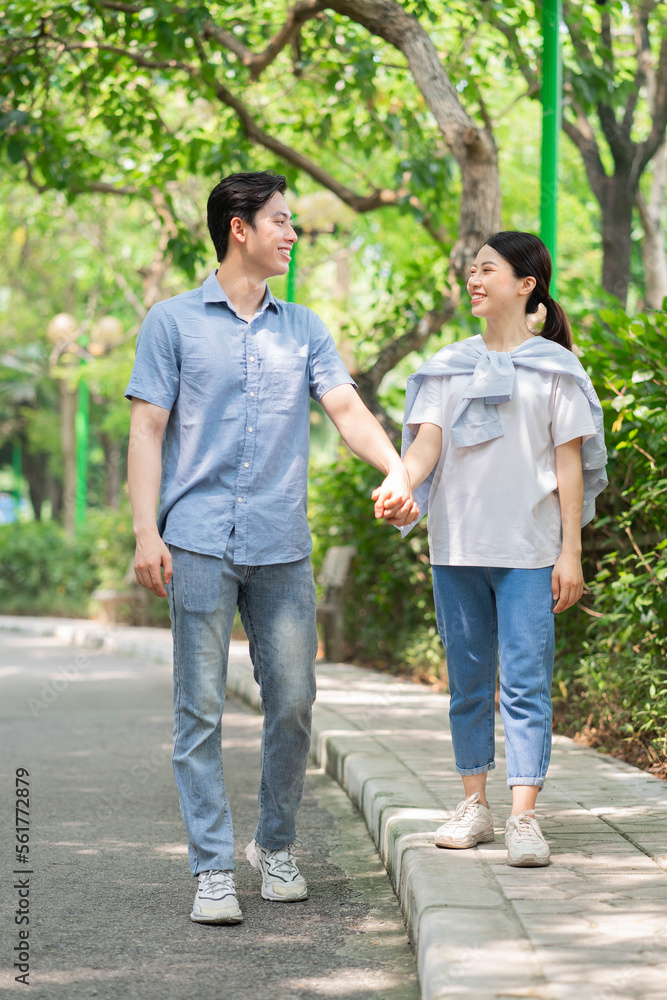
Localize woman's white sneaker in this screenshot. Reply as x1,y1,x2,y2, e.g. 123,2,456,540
191,869,243,924
434,792,495,849
505,810,551,867
245,840,308,901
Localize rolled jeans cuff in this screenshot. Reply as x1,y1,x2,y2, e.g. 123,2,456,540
455,761,496,776
507,776,545,788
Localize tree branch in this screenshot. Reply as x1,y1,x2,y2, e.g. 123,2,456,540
637,29,667,176
352,290,459,441
483,11,539,92
561,112,608,203
97,0,329,82
202,0,328,81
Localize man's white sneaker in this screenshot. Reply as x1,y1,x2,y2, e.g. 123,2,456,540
505,810,551,867
190,869,243,924
245,839,308,901
434,792,495,849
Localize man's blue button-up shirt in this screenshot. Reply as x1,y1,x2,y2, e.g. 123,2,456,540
125,271,355,565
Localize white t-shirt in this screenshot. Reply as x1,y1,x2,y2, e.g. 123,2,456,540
407,362,597,568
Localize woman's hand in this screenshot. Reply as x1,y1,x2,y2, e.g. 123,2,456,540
551,550,584,613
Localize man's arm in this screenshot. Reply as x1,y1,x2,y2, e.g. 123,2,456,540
127,398,173,598
319,384,418,524
552,437,584,614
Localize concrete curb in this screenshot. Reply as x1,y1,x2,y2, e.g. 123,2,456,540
3,616,667,1000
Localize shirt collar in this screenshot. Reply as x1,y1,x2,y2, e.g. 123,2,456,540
201,270,281,315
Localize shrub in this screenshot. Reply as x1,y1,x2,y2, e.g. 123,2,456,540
0,506,170,625
554,306,667,772
309,448,445,680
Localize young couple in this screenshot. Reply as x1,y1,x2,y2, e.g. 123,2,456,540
126,171,606,925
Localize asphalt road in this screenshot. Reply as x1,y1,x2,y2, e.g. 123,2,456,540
0,632,418,1000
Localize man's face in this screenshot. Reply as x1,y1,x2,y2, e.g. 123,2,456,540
239,191,298,279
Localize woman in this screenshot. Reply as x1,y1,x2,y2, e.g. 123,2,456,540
378,232,607,866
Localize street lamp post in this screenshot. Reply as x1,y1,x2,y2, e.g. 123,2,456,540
75,339,89,530
540,0,562,297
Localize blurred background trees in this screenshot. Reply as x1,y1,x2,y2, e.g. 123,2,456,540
0,0,666,769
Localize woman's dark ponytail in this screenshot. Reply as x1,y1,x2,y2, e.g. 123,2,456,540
484,232,573,351
541,295,572,351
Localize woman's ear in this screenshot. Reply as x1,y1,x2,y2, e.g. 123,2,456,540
519,275,537,298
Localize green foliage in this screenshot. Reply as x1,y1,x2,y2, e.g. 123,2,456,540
554,306,667,768
309,448,444,678
0,520,97,616
0,507,170,624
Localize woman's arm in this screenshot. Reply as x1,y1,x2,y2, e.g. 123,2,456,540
552,437,584,614
377,422,442,526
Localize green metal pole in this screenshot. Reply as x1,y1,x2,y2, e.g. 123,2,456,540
286,227,297,303
540,0,562,297
75,344,89,530
12,441,22,519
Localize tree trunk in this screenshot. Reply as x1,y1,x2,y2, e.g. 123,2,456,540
600,172,636,307
22,449,51,521
329,0,501,277
637,142,667,310
101,434,122,509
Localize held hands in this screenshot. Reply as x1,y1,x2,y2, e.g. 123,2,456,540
371,464,420,527
134,533,173,598
551,550,584,614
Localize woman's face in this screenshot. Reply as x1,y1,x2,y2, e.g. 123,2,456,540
467,245,534,319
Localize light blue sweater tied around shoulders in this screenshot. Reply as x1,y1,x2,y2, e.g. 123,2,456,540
401,335,608,535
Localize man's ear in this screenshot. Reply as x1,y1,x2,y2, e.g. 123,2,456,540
229,216,247,245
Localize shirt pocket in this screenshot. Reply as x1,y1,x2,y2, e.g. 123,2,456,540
264,355,308,415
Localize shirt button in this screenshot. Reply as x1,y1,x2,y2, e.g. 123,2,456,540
584,463,590,468
583,501,587,506
248,427,253,433
249,391,255,397
249,356,255,362
237,497,243,503
244,462,249,468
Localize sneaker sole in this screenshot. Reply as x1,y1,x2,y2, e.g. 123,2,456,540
260,885,308,902
435,831,495,849
507,853,550,867
190,908,244,924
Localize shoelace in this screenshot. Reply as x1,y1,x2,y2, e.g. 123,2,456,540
508,811,540,840
451,793,481,821
264,846,298,878
199,870,235,896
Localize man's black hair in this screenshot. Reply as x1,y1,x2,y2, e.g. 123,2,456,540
207,171,287,262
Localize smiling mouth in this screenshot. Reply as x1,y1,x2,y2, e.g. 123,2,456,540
471,294,485,303
278,248,292,260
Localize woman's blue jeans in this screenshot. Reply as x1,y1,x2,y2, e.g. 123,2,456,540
431,565,555,788
166,536,318,875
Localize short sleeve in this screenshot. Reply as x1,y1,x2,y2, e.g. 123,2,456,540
124,304,181,409
551,374,596,447
407,375,444,432
307,310,356,402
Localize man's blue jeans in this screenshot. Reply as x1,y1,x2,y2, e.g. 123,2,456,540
432,565,555,788
166,535,318,875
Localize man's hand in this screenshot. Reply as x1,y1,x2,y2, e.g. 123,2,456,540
134,533,173,598
551,550,584,614
371,465,419,527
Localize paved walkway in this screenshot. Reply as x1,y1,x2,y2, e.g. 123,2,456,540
2,616,666,1000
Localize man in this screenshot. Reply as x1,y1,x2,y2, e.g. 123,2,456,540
126,171,416,925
